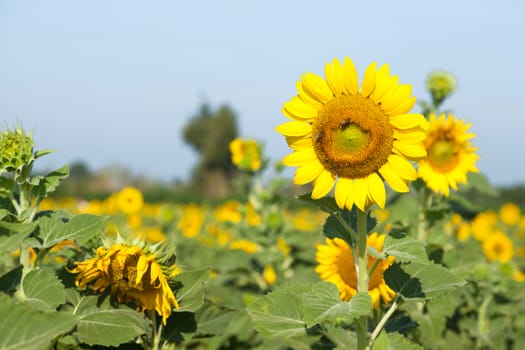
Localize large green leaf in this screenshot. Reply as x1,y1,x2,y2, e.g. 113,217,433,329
246,282,310,338
384,262,466,301
372,331,423,350
73,295,149,347
297,193,340,214
31,165,69,199
303,281,372,327
21,269,66,312
0,221,38,256
172,269,209,312
383,235,428,263
0,293,75,350
38,213,108,248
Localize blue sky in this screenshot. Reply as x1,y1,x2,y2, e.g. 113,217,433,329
1,0,524,186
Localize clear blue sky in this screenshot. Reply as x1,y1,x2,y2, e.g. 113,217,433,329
1,0,524,186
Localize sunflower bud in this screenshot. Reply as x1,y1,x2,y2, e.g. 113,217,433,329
425,70,457,107
0,126,35,175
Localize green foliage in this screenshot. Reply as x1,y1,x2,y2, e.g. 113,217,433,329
20,269,66,312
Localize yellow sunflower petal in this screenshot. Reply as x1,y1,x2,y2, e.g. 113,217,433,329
366,173,386,209
294,160,324,185
361,61,377,97
342,56,359,95
381,84,412,114
387,95,416,115
353,178,369,211
387,154,417,181
379,163,409,192
282,96,319,121
301,72,333,104
389,114,427,130
275,121,312,136
335,177,352,209
325,59,346,96
136,255,149,284
282,148,317,166
312,170,336,199
393,140,426,159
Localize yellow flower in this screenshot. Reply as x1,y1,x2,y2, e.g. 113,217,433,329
263,265,277,286
445,213,471,241
482,231,514,264
471,211,498,241
277,237,291,257
177,204,205,238
315,233,395,309
276,57,427,211
214,200,242,223
499,202,521,226
229,138,262,171
116,187,144,214
230,239,259,254
70,243,179,324
512,270,525,282
418,113,479,196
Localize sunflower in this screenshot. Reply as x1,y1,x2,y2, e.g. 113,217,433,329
276,57,427,211
70,242,179,324
229,138,263,172
315,233,395,309
482,230,514,264
116,187,144,214
418,113,479,196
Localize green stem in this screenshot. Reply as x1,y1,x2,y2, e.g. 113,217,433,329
335,213,359,244
149,310,160,350
368,298,399,349
356,209,369,350
476,294,492,349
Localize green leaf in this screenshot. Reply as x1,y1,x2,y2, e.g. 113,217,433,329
303,281,372,327
384,262,466,301
297,193,341,214
0,293,75,350
21,269,66,312
38,213,108,248
383,235,428,263
73,295,148,347
0,221,38,256
372,331,423,350
172,268,209,312
31,165,69,199
34,149,55,159
322,324,358,349
246,282,310,338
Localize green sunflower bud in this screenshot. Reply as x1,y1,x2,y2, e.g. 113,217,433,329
426,70,457,107
0,126,35,174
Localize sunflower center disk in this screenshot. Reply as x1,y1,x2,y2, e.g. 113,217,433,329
312,94,394,179
428,139,458,171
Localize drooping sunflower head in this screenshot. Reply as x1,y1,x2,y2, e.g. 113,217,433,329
418,113,479,197
276,57,428,211
70,236,179,325
315,232,395,309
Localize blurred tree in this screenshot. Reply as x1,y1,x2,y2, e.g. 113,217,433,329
183,102,239,197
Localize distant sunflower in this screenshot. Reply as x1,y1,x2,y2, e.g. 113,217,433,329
315,233,395,309
276,57,427,211
229,138,262,172
70,242,179,324
116,187,144,214
418,113,479,196
482,230,514,264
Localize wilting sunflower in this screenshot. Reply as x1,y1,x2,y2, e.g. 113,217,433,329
418,113,479,196
70,242,179,324
315,233,395,309
276,57,427,211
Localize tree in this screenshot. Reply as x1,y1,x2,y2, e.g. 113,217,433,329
182,102,239,197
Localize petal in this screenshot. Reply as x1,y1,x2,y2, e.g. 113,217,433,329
393,140,427,159
296,81,323,110
387,154,417,180
393,129,427,142
301,72,333,104
282,96,319,121
312,170,336,199
378,163,409,192
294,160,324,185
386,95,416,115
371,64,393,101
342,56,359,95
136,255,149,284
389,114,427,130
381,84,413,114
150,261,161,283
282,148,317,166
285,135,312,150
275,121,312,137
366,172,386,208
353,178,369,211
324,58,346,96
335,177,352,209
361,61,377,97
344,179,356,210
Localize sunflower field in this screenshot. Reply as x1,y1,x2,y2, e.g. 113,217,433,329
1,57,525,350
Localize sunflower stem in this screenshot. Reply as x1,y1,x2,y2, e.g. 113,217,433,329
368,298,399,349
356,209,369,350
417,187,432,242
